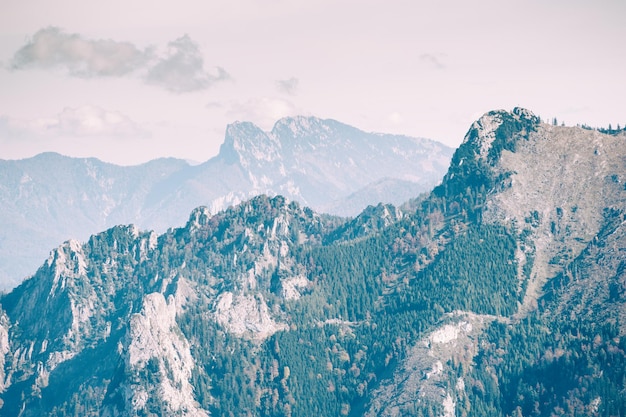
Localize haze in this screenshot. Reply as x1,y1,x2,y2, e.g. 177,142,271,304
1,0,624,165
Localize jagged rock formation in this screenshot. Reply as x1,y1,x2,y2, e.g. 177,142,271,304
0,195,337,415
1,109,625,416
0,116,451,290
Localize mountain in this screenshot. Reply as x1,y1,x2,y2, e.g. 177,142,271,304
1,108,625,416
0,154,190,291
0,117,452,290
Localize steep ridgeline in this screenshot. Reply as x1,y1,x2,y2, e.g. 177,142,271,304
1,108,625,416
219,117,450,216
0,117,451,290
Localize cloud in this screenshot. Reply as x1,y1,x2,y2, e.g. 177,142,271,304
10,26,150,77
419,53,446,70
9,28,229,93
205,101,224,109
1,106,147,138
55,105,148,137
276,77,299,95
145,35,229,93
387,112,403,124
227,97,298,129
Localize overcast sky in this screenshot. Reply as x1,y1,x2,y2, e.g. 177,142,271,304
1,0,624,165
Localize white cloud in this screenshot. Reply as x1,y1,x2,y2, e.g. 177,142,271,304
9,26,150,77
227,97,299,129
8,28,229,93
418,53,446,70
145,35,229,93
1,106,147,138
387,112,403,124
205,101,224,109
276,77,299,95
55,105,148,137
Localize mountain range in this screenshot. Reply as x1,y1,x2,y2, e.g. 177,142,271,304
1,108,625,416
0,116,452,290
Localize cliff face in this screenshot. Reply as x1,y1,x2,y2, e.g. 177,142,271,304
103,292,209,417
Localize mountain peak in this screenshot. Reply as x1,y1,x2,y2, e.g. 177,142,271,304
3,108,626,416
434,107,540,199
463,107,540,162
226,120,263,135
270,115,342,140
272,114,319,127
186,206,212,231
219,121,280,165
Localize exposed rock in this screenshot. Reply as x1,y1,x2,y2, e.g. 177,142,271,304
281,276,310,300
123,292,209,416
365,312,496,417
2,109,623,416
0,313,9,392
214,292,287,339
483,122,626,314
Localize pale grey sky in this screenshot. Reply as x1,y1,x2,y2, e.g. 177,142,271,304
1,0,624,165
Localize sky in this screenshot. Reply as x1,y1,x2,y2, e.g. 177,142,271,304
1,0,625,165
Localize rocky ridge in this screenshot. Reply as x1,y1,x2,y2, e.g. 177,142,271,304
361,108,626,415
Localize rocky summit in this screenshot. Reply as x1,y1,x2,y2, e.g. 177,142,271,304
1,108,625,416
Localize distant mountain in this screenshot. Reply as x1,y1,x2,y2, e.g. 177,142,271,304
0,154,190,291
1,108,625,416
0,117,452,289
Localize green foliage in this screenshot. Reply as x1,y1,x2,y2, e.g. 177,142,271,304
388,225,518,317
465,310,626,417
462,209,626,417
166,191,521,417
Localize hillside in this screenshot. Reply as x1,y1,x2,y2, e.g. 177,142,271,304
0,108,625,416
0,117,452,290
